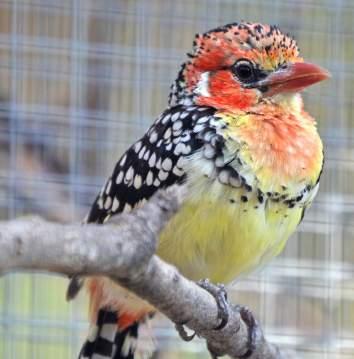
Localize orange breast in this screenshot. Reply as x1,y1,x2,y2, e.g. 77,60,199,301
226,105,323,191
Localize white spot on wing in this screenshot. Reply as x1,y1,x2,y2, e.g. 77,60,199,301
174,143,185,155
97,197,104,209
171,112,180,122
120,154,127,166
134,141,142,153
158,170,169,181
162,158,173,171
112,197,120,211
161,113,171,124
125,166,134,183
149,131,158,143
176,157,184,168
143,149,150,160
146,171,153,186
164,128,172,139
197,116,209,124
104,196,112,210
173,166,184,176
138,146,146,159
193,123,205,133
173,129,182,137
156,158,162,169
134,174,142,189
116,171,124,184
148,153,156,167
172,121,182,131
105,180,112,194
174,143,191,155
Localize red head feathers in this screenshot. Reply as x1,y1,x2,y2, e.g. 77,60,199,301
169,22,329,113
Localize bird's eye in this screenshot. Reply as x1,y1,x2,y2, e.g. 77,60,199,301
233,60,255,83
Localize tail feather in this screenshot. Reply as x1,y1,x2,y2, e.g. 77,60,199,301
79,309,139,359
113,324,138,359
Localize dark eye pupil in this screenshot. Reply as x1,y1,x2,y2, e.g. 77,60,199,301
236,64,253,80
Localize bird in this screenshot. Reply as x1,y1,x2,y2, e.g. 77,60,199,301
69,22,329,359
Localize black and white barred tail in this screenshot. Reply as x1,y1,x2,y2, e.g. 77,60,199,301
79,309,138,359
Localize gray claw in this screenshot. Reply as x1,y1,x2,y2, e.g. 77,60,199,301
175,322,196,342
197,279,229,330
238,305,258,358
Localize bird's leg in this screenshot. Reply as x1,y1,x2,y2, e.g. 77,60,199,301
197,279,229,330
175,279,229,345
175,280,256,359
235,305,258,358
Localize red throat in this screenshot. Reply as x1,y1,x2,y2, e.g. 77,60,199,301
196,70,257,112
236,106,323,186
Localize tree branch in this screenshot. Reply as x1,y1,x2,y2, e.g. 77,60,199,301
0,187,288,359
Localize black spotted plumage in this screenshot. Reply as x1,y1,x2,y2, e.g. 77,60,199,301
76,105,217,359
68,104,220,305
73,19,327,359
86,105,216,224
74,105,220,359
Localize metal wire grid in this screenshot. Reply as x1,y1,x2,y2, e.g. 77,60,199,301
0,0,353,358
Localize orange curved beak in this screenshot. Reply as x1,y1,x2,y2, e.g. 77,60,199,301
258,62,331,97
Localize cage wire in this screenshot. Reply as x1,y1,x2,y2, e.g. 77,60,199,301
0,0,353,358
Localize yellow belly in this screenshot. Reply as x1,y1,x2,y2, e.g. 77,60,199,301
157,184,302,284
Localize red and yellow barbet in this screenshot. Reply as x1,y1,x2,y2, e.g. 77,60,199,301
70,22,329,359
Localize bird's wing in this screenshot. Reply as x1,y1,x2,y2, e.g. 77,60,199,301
86,105,216,224
66,105,217,300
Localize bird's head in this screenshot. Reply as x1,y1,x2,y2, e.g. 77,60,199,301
169,22,330,112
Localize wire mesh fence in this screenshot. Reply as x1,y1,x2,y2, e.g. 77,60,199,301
0,0,353,358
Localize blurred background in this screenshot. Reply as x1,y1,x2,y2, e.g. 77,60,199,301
0,0,353,358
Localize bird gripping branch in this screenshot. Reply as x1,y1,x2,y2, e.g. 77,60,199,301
70,22,329,359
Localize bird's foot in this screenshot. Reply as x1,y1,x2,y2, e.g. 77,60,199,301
175,279,256,359
175,279,229,347
197,279,229,330
235,305,258,358
175,321,196,342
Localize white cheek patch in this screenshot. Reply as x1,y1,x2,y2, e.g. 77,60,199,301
194,72,210,97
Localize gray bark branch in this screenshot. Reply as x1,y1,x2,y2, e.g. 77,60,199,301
0,187,289,359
